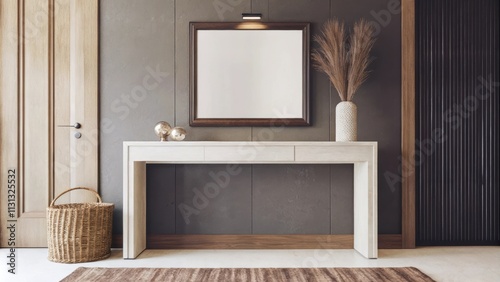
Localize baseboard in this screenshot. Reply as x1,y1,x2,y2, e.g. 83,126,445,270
147,234,354,249
378,234,403,249
112,234,402,249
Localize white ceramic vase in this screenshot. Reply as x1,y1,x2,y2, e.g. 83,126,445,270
336,101,357,141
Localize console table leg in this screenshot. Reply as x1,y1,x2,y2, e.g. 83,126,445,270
354,161,378,258
123,160,147,259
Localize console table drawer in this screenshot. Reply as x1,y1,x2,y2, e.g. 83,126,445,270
204,146,294,162
129,146,205,162
295,145,374,163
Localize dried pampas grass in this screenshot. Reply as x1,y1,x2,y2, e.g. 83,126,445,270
312,19,375,101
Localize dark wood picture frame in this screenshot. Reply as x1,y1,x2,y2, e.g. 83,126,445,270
189,22,310,127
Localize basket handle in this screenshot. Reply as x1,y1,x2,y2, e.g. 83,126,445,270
50,187,102,207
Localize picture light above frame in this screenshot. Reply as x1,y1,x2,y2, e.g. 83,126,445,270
189,22,310,126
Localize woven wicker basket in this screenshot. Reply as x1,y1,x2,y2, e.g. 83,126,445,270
47,187,114,263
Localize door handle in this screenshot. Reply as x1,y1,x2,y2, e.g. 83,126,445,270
58,122,81,129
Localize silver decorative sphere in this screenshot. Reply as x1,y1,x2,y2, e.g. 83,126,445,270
170,127,186,141
154,121,172,141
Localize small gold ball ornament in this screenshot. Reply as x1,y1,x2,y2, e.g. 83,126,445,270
154,121,172,141
170,127,186,141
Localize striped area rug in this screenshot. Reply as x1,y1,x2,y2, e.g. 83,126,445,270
61,267,435,281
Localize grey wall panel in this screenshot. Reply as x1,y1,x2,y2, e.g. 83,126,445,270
252,165,331,234
147,165,176,234
175,165,253,234
331,0,402,234
100,0,402,236
330,165,354,234
100,0,176,234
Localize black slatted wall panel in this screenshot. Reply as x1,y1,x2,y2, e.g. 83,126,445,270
416,0,500,245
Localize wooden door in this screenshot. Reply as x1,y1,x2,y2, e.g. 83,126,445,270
0,0,99,247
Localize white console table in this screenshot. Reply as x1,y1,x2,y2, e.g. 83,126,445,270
123,141,377,259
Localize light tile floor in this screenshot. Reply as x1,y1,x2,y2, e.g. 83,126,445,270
0,247,499,282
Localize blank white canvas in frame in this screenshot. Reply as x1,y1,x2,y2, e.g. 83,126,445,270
196,30,303,119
